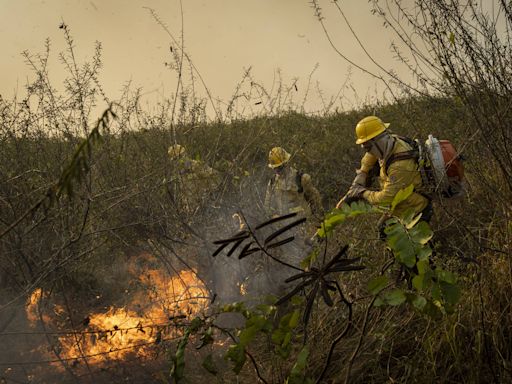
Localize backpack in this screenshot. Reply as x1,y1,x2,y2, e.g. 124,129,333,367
385,134,465,200
269,168,304,193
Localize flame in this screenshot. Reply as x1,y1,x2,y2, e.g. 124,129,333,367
26,288,43,323
26,264,209,366
26,288,52,324
239,282,248,296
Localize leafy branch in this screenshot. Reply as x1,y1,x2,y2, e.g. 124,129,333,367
275,245,363,337
0,105,116,240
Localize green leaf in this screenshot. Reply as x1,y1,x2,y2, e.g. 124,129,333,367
300,248,319,269
350,201,364,211
338,204,351,214
288,310,300,328
440,282,460,306
373,297,385,307
279,313,293,328
170,329,191,382
416,246,432,261
436,269,456,284
432,283,442,301
222,302,245,313
225,344,246,374
391,184,414,212
405,212,422,229
287,346,310,384
410,294,427,310
401,208,419,227
316,213,346,237
410,221,433,245
189,317,202,332
386,232,405,250
239,314,269,348
272,328,285,344
291,295,305,306
384,222,405,237
385,217,399,226
383,289,406,306
255,304,275,316
246,314,267,329
393,235,416,268
317,203,375,237
412,274,425,291
239,325,258,347
423,300,443,319
276,343,292,359
202,354,218,375
416,259,431,275
282,331,292,348
197,327,214,349
368,275,389,295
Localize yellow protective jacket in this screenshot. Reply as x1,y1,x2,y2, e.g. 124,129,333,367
170,157,221,212
360,138,428,216
265,166,322,218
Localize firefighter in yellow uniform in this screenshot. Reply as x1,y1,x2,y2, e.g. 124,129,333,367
168,144,229,302
265,147,322,221
337,116,432,223
168,144,221,218
250,147,322,298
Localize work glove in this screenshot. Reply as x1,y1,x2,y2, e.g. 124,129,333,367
336,184,367,208
352,169,367,187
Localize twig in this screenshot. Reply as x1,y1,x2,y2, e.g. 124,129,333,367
344,296,377,384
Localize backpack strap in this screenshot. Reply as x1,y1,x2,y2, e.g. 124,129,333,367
383,136,419,174
394,135,416,148
384,150,419,174
384,145,433,201
295,170,304,193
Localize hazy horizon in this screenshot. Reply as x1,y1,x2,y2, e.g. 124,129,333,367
1,0,417,119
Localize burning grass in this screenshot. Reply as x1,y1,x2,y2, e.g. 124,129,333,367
24,255,209,368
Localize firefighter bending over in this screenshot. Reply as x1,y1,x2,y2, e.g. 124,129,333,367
265,147,322,221
337,116,433,227
167,144,221,217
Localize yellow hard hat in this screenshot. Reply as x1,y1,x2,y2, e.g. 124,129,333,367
355,116,390,144
168,144,185,159
268,147,291,168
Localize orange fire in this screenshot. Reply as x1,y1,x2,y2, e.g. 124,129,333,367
26,264,209,365
26,288,43,323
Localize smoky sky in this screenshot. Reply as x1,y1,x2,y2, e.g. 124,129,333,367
1,0,418,116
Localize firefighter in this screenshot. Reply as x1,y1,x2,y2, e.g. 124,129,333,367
337,116,433,227
252,147,322,298
264,147,322,221
168,144,226,304
167,144,221,217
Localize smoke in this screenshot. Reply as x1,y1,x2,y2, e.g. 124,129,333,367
194,166,314,308
0,156,316,382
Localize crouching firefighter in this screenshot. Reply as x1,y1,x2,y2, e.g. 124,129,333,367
336,116,433,235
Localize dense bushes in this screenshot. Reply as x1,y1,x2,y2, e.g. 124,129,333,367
1,92,510,382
